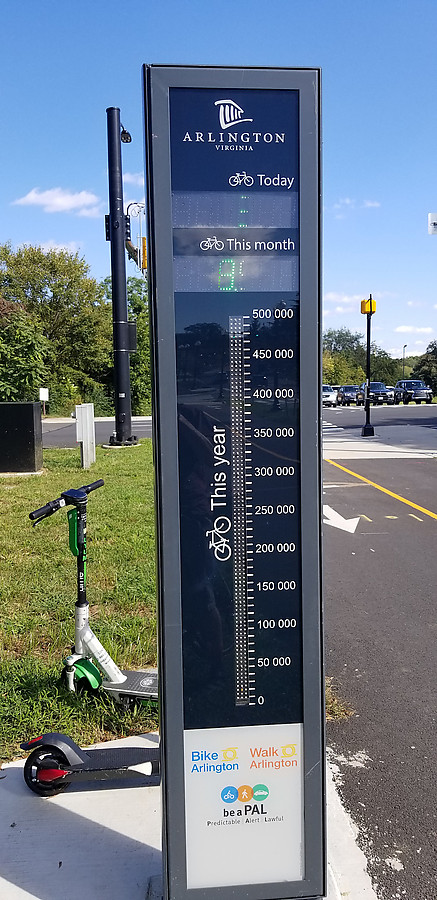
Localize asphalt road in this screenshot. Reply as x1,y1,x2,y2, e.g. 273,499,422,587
323,399,437,430
42,416,152,448
322,405,436,900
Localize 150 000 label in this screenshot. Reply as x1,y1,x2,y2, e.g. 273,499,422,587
256,580,296,590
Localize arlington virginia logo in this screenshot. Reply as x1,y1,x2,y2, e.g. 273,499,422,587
182,98,285,149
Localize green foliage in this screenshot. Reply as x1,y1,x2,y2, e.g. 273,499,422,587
369,344,402,385
323,327,402,386
0,243,114,410
0,303,48,401
411,342,437,394
323,327,365,360
0,246,152,416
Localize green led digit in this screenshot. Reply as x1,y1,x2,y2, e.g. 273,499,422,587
218,258,236,291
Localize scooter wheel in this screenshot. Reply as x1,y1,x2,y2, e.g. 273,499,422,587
23,746,71,797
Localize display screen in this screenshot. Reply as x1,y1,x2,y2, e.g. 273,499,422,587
173,256,298,292
169,86,302,731
172,191,298,228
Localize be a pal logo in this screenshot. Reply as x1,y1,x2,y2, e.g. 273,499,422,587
221,783,269,817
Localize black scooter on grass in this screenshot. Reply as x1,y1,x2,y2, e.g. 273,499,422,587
20,732,160,796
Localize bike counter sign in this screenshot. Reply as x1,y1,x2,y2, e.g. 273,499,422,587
144,67,324,900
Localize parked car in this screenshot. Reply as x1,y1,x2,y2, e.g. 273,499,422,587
356,382,393,405
322,384,337,407
337,385,359,406
393,380,433,404
385,385,395,404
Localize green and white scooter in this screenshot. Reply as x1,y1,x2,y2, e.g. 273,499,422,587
29,479,158,705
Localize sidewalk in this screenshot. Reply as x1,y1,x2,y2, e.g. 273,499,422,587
0,735,378,900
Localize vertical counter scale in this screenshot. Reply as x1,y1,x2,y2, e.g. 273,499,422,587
144,66,324,900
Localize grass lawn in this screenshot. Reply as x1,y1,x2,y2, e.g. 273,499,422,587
0,441,159,762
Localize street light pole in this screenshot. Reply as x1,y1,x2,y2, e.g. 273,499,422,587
403,344,407,377
361,294,375,437
106,106,136,446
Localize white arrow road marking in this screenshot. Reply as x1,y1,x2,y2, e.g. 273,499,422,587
323,504,360,534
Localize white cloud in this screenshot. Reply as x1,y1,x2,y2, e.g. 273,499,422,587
38,240,81,254
331,198,380,218
395,325,433,334
333,197,355,210
13,187,102,217
324,291,362,305
388,346,423,357
123,172,144,187
333,197,355,218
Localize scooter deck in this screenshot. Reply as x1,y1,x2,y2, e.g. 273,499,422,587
58,745,161,784
104,667,159,699
79,745,160,771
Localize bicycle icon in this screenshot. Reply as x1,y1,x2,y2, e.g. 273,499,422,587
199,235,225,251
229,171,254,187
206,516,232,561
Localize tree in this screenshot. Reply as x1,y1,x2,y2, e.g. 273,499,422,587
0,300,47,401
411,342,437,394
323,327,365,362
369,345,401,385
322,328,366,384
0,243,113,413
322,326,402,386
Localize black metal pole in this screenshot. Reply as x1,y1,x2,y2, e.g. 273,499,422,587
106,107,135,445
361,308,375,437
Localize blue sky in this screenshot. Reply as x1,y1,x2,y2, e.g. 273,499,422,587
2,0,437,357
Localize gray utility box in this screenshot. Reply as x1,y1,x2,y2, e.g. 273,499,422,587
0,402,43,472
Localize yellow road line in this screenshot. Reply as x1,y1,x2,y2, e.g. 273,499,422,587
326,459,437,521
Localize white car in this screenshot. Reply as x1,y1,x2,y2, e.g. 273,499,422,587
322,384,337,407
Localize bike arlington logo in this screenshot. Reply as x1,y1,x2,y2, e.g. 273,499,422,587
214,99,253,130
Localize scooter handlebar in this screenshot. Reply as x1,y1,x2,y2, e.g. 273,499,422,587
82,479,104,494
29,498,65,521
29,479,104,522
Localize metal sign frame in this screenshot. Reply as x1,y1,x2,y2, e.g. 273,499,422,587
143,64,324,900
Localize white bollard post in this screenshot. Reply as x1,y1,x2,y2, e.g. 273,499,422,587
75,403,96,469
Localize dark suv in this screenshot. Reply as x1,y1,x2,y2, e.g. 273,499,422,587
337,385,359,406
356,382,393,405
393,380,432,404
